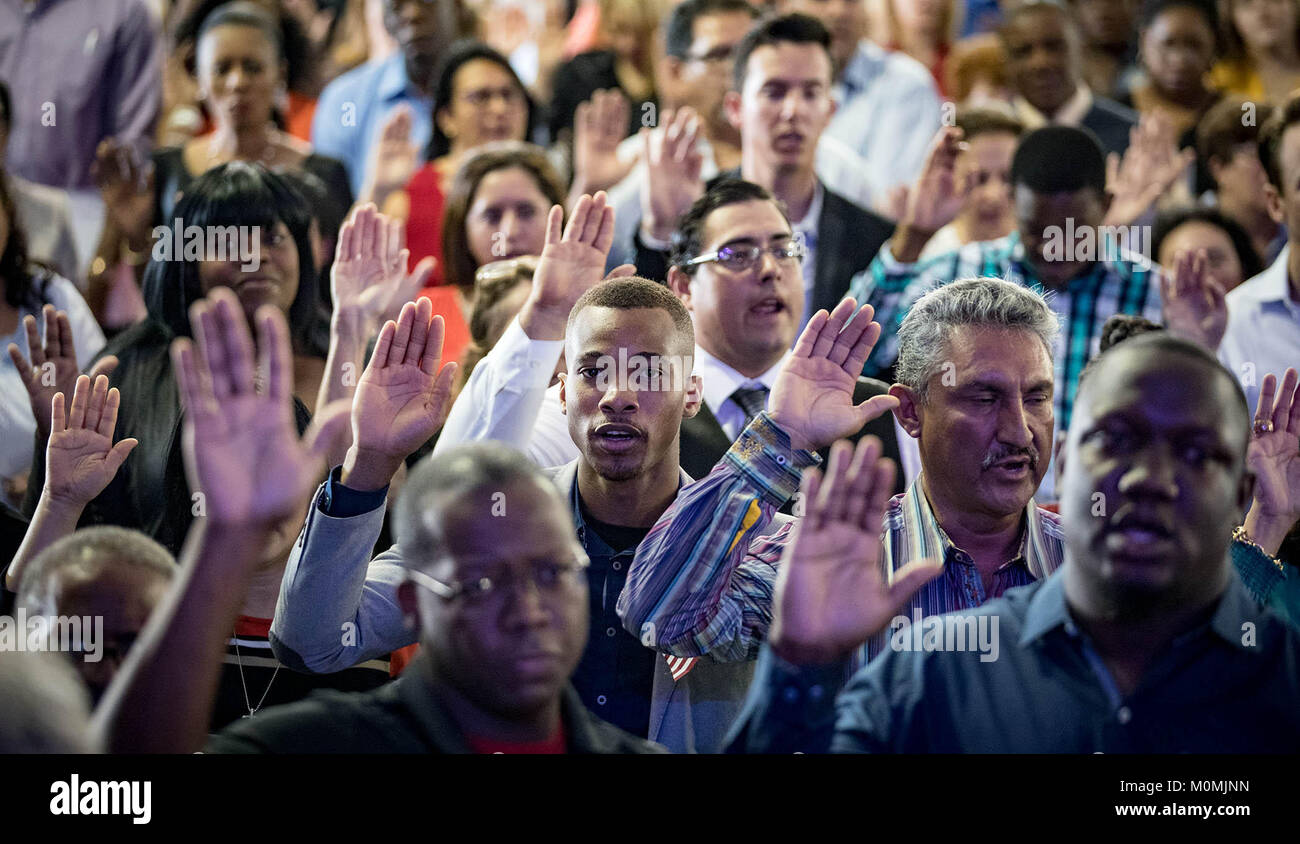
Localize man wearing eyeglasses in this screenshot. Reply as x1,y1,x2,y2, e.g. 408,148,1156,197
663,178,907,488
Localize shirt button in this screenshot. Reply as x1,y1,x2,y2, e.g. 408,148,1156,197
1117,706,1132,725
809,684,824,701
783,686,800,703
612,561,622,571
776,454,787,465
606,627,617,637
596,695,607,705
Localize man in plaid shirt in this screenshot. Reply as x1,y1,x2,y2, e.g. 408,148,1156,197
849,125,1164,440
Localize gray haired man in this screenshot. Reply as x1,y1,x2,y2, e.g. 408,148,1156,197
618,278,1068,670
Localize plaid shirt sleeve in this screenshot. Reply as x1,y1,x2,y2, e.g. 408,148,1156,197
849,242,964,375
616,413,820,662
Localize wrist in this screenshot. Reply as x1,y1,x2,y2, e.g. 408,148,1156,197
38,488,89,521
765,410,814,452
891,223,937,264
517,295,569,341
341,445,404,492
1243,506,1294,557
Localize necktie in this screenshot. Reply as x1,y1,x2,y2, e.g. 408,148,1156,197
729,385,770,431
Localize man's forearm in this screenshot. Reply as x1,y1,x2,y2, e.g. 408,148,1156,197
887,223,938,265
618,414,816,660
92,519,273,753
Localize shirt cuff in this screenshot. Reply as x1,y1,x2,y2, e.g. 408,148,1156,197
761,644,848,722
318,465,388,518
500,316,566,374
723,412,822,506
873,237,915,272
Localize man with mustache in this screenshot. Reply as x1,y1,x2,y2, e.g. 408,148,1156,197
620,278,1065,668
726,330,1300,753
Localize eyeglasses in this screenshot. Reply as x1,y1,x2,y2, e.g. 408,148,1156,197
406,553,590,606
684,240,807,272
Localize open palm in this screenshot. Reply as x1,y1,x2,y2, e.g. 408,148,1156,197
1248,369,1300,527
769,299,899,451
332,203,427,324
44,375,137,507
174,290,346,526
351,297,458,460
1161,250,1227,351
8,306,118,435
770,438,942,664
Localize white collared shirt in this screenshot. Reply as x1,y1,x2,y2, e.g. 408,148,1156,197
1220,244,1300,415
694,345,788,442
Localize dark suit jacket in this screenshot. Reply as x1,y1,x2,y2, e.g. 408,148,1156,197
1080,97,1139,157
678,377,906,501
635,174,894,318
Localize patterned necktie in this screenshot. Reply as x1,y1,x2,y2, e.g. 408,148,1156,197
729,385,770,431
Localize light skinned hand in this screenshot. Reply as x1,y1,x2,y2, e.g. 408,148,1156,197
768,297,900,452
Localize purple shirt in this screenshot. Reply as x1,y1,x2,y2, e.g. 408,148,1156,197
0,0,161,189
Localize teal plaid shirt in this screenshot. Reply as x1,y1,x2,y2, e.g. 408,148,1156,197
848,231,1164,432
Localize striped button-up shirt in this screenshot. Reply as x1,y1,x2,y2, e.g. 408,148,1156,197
616,413,1066,671
848,231,1164,434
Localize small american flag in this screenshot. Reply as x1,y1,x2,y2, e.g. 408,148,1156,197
664,654,698,681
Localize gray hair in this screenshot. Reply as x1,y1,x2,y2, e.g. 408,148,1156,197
17,527,175,616
895,278,1060,400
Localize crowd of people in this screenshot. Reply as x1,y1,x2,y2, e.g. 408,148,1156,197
0,0,1298,754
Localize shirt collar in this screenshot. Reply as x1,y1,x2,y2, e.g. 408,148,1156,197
901,472,1052,579
1232,244,1293,306
561,458,692,551
693,345,789,418
794,180,825,231
377,52,418,103
1013,84,1093,129
1019,564,1266,651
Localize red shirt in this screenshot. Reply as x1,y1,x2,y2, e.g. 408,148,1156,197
404,163,446,282
467,724,567,754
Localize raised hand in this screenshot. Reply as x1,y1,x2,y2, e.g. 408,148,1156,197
92,137,156,246
1244,368,1300,555
172,288,347,526
571,89,634,195
768,298,901,452
769,438,943,665
342,297,459,491
1160,249,1228,351
1103,114,1196,228
331,202,431,327
518,191,617,340
640,106,705,243
43,374,137,509
901,126,968,234
7,305,119,436
361,105,420,206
